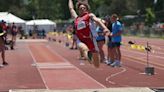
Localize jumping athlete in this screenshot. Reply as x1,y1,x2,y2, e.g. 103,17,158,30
68,0,110,68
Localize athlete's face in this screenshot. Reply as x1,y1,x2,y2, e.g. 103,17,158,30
111,16,117,23
78,5,87,15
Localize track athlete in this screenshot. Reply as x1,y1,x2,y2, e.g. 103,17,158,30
68,0,110,68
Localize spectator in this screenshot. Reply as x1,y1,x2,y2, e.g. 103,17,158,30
109,14,123,67
0,20,8,67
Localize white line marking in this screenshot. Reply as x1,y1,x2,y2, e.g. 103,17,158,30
37,63,75,69
27,45,49,89
106,67,127,85
46,45,107,88
17,39,48,42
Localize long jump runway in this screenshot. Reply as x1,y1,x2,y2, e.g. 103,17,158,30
28,42,104,89
0,37,164,91
0,41,46,91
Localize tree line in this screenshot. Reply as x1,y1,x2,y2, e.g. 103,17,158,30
0,0,163,22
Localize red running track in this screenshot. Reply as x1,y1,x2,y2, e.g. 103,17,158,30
0,36,164,91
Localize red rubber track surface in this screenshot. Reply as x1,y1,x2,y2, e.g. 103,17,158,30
0,36,164,91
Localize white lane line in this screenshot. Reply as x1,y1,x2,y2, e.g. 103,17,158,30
37,63,75,69
27,45,49,89
17,39,48,42
46,45,107,88
106,67,127,85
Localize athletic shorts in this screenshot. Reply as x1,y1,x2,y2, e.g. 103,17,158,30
12,32,17,36
107,42,121,48
96,34,105,42
96,39,105,42
81,38,96,52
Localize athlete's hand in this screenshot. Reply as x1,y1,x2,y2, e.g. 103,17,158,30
109,33,113,37
104,32,108,36
104,29,110,36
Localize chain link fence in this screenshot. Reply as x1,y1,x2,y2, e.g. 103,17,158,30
123,23,164,38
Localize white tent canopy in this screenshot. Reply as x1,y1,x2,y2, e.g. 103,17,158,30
26,19,56,33
0,12,26,23
26,19,56,26
0,12,26,32
123,15,137,19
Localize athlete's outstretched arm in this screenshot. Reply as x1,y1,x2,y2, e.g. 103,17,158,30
89,13,110,34
68,0,78,19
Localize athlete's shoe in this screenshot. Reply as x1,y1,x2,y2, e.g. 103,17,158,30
107,60,114,65
2,62,8,66
111,60,121,67
78,56,87,60
0,65,4,68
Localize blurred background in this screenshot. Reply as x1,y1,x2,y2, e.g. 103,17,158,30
0,0,164,38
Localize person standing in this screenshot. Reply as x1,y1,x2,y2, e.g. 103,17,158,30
68,0,109,68
0,20,8,67
70,30,78,49
103,16,114,65
68,24,78,50
11,22,18,50
95,19,106,63
19,26,24,39
110,14,123,67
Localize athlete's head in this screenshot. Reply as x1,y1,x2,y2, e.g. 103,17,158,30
76,1,90,16
111,14,118,23
0,20,6,27
103,15,111,25
0,20,6,24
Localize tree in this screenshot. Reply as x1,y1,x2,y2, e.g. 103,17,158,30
0,0,163,21
145,8,156,26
